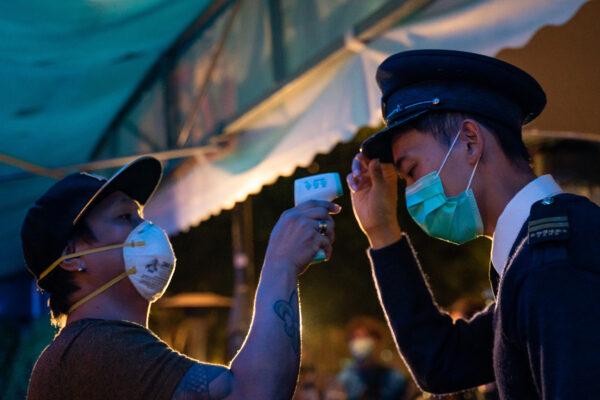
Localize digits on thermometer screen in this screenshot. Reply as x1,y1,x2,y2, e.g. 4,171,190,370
294,173,343,263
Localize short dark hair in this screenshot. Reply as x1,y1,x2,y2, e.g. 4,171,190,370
38,220,97,327
404,111,531,166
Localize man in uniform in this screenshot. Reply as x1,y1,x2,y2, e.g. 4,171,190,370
22,156,339,399
347,50,600,398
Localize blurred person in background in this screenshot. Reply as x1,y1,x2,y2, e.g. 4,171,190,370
324,382,349,400
21,156,340,400
336,316,407,400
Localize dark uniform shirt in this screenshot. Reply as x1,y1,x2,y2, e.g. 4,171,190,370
368,193,600,399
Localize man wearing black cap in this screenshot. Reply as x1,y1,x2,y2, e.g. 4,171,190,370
348,50,600,398
22,156,340,399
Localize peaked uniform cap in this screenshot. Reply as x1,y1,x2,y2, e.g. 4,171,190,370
361,49,546,162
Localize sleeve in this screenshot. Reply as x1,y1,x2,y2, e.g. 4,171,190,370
511,258,600,399
368,235,495,394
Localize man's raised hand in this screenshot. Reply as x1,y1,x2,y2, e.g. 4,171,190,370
347,153,402,249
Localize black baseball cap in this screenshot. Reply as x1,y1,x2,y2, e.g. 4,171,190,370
361,49,546,163
21,156,163,282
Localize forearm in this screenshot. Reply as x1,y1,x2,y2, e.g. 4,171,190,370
174,201,337,400
370,235,495,393
228,261,300,399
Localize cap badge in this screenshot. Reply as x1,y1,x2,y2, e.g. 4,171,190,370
81,172,105,181
386,97,441,124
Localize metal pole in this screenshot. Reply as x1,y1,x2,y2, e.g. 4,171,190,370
0,153,64,179
226,198,255,358
176,0,243,147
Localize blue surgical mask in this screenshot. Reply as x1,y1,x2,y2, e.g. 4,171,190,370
405,131,483,244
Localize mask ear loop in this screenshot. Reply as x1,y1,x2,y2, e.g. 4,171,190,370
64,240,146,314
436,130,462,177
68,267,138,314
436,129,481,191
38,241,145,281
466,157,481,191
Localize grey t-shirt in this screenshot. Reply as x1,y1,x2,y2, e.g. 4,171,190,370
27,318,195,400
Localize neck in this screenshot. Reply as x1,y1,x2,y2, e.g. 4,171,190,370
66,280,150,327
480,166,536,237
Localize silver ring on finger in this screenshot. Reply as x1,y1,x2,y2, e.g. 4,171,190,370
317,220,328,236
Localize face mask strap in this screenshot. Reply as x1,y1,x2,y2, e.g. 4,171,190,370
436,129,481,191
466,157,481,191
67,267,137,314
38,241,145,281
436,130,462,176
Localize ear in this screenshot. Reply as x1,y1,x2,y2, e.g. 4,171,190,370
460,119,484,165
59,241,86,272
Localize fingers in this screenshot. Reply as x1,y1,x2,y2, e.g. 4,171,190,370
313,232,333,261
315,217,335,243
291,207,329,222
329,203,342,215
368,158,384,183
314,217,334,262
267,202,338,272
351,154,369,182
351,153,368,177
295,199,341,214
312,215,335,235
368,159,398,189
280,203,336,243
348,153,373,193
346,172,359,193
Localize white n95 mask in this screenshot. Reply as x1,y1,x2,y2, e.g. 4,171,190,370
41,221,176,313
123,221,177,302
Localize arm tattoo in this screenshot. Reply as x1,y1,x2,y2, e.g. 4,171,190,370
172,363,231,400
273,290,300,354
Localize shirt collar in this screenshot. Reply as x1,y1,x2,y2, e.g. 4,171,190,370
491,175,563,276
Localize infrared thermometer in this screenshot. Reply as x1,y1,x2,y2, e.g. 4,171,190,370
294,172,344,263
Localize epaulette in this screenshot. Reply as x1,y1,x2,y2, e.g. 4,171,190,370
528,195,570,245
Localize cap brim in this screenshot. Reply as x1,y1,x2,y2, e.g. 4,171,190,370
360,110,428,163
73,156,163,225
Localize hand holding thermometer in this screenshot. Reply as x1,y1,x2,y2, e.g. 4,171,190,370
294,172,344,263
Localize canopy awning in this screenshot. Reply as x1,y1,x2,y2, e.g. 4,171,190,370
0,1,214,277
0,0,593,277
145,0,589,234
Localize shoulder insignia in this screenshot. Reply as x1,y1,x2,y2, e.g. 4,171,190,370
528,196,570,245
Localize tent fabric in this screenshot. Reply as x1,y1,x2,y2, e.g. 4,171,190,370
145,0,587,235
0,0,398,279
0,1,212,277
109,0,398,158
0,0,588,277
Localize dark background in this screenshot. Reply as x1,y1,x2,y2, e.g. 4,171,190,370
166,126,492,330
